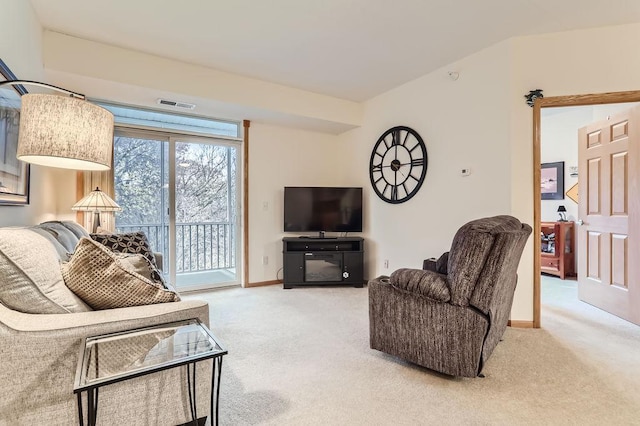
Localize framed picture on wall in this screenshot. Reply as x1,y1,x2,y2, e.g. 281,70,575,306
0,58,30,206
541,161,564,200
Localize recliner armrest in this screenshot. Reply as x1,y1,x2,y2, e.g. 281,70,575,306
422,252,449,274
390,268,451,302
422,258,438,271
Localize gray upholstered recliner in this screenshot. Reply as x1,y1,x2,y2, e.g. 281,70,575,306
369,215,532,378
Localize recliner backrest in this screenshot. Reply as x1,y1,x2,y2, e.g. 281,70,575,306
470,226,531,314
446,216,530,307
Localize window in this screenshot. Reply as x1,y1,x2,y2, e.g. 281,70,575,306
100,103,241,290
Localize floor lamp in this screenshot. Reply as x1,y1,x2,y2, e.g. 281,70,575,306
0,60,114,171
72,187,122,233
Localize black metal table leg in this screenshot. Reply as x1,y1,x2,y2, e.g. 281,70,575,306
77,392,84,426
211,356,223,426
186,363,198,424
87,388,98,426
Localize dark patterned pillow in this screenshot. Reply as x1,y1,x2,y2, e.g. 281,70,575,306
90,232,166,286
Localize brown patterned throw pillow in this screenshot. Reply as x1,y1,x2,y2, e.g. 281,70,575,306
90,231,165,286
62,238,179,310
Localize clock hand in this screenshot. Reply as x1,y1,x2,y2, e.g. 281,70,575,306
394,164,397,187
399,159,425,167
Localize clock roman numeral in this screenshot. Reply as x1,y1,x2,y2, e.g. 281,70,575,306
371,163,383,172
391,129,402,146
382,137,391,150
409,143,422,153
391,185,398,201
402,131,411,146
411,158,425,167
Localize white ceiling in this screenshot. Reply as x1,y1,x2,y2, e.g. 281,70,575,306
29,0,640,102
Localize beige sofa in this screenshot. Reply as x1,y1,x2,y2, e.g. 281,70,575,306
0,222,212,425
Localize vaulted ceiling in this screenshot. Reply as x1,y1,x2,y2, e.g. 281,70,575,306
30,0,640,102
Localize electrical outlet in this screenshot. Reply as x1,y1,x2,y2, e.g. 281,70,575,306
383,259,389,269
262,255,269,265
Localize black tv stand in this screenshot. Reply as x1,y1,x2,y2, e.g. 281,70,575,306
282,237,364,289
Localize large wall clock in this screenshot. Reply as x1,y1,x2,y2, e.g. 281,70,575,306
369,126,428,204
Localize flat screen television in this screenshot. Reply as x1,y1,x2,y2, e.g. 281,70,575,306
284,186,363,233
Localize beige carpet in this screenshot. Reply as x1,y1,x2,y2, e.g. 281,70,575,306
187,276,640,425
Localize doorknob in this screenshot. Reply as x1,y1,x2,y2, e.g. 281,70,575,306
577,219,584,225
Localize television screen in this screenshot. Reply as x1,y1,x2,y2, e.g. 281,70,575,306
284,187,363,233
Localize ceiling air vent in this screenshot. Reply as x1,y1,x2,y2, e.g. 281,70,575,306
156,98,196,110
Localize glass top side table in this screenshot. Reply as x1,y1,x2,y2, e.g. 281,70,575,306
73,318,227,426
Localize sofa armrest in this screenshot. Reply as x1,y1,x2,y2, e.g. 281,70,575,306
154,251,163,271
390,268,451,302
0,299,209,333
0,299,211,425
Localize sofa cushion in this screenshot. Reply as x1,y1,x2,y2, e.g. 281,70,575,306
28,226,71,261
90,231,165,286
41,220,90,240
37,221,82,253
0,228,91,313
62,238,179,310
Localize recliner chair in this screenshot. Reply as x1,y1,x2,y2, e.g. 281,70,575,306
368,215,532,377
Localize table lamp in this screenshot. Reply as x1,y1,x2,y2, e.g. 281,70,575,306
557,205,567,222
72,187,122,233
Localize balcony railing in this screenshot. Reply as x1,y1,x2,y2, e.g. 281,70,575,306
116,222,235,274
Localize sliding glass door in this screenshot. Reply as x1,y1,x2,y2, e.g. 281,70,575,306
173,140,238,288
113,129,240,290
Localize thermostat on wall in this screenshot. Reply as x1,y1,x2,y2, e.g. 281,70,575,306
460,168,471,177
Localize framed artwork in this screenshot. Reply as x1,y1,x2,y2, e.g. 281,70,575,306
541,161,564,200
0,59,30,205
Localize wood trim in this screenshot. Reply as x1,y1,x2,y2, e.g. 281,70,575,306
75,171,84,224
508,320,535,328
243,120,251,288
532,90,640,329
538,91,640,108
245,280,282,288
533,100,542,328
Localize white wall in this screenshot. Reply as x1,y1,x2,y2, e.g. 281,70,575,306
0,0,60,227
248,123,350,283
342,40,513,282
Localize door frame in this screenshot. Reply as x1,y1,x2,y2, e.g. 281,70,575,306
532,90,640,328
